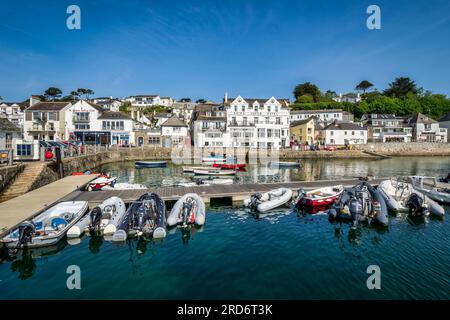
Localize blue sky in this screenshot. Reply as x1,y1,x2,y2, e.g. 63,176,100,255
0,0,449,102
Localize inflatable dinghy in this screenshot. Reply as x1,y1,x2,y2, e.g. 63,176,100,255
378,178,444,217
67,196,126,238
328,181,389,227
167,193,206,227
1,201,88,249
112,193,166,242
243,188,293,213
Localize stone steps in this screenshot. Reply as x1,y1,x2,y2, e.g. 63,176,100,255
0,162,48,203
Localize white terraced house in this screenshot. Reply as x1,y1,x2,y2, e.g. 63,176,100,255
161,115,189,147
92,97,121,112
125,95,175,108
224,95,291,149
65,100,134,146
0,101,28,127
406,112,447,143
290,109,354,124
323,121,368,145
361,113,413,143
24,101,72,141
191,104,229,148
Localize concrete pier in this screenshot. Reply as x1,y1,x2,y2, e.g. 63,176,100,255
0,174,97,237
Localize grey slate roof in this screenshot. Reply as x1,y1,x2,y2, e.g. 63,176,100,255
438,112,450,122
97,111,131,120
27,102,71,111
324,121,366,131
161,115,188,127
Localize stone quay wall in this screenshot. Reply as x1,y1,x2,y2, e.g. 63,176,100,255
0,164,25,194
60,143,450,175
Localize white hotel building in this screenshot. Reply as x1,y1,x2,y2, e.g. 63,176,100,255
223,96,291,149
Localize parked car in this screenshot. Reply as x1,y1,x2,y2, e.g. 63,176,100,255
323,146,337,151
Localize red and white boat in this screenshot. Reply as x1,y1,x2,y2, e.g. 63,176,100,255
87,174,118,191
212,163,246,170
293,185,344,213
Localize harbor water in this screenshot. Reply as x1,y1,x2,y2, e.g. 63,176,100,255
0,157,449,299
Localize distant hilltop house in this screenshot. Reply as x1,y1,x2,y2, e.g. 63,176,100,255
332,93,361,103
361,113,413,143
0,100,29,127
170,101,198,125
125,94,175,108
92,97,122,112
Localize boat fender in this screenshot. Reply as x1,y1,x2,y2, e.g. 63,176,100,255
112,229,127,242
328,208,338,219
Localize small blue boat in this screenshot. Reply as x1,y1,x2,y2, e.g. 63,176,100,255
270,161,300,168
135,161,168,168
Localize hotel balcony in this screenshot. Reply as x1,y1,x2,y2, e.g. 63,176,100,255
73,117,90,123
228,121,255,127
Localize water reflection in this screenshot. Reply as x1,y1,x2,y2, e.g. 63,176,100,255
97,157,450,188
5,241,67,280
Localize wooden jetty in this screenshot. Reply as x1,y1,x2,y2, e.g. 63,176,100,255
0,176,384,239
0,174,97,237
60,177,384,205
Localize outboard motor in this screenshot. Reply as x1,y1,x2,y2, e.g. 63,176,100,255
89,206,103,232
249,193,262,211
292,188,306,206
16,221,35,248
406,193,428,217
348,196,364,228
181,197,195,226
141,199,156,235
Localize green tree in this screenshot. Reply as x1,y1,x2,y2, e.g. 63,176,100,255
383,77,418,97
355,80,374,93
119,101,131,113
76,88,95,100
293,82,321,102
180,98,191,102
44,87,62,101
196,99,206,104
296,94,314,104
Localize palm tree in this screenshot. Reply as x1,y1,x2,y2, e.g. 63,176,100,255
355,80,374,93
44,87,62,101
70,91,80,101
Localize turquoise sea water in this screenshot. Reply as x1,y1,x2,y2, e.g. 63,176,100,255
0,157,449,299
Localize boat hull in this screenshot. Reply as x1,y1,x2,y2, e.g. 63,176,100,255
212,163,246,170
135,161,168,168
295,185,344,214
2,201,89,248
